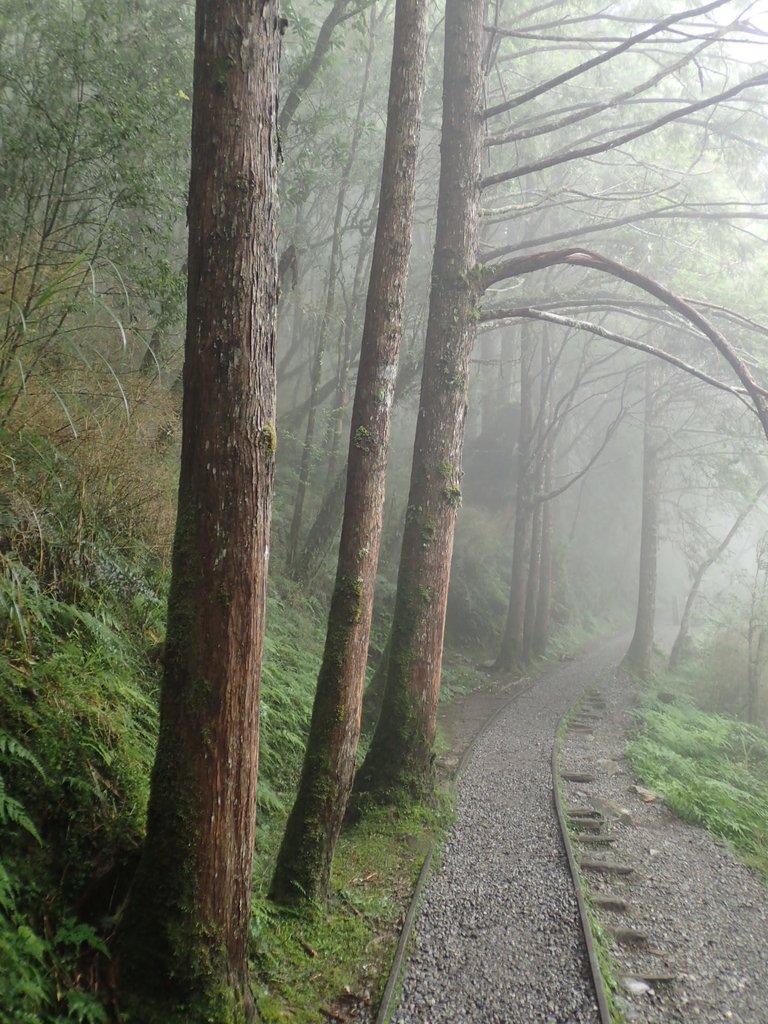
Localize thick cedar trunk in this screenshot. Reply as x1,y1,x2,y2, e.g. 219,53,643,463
117,3,280,1020
270,0,428,904
623,363,660,679
495,342,535,671
356,0,485,800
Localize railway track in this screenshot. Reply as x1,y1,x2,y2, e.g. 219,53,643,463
374,641,628,1024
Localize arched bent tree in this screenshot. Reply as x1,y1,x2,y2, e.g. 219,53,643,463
358,7,768,798
118,2,281,1021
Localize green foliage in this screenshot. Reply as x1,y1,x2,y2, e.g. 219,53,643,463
627,691,768,879
251,801,446,1023
445,507,510,649
259,584,325,815
0,723,113,1023
0,413,168,1020
584,905,626,1024
0,0,192,412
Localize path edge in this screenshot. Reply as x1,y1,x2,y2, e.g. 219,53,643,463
373,678,536,1024
552,704,614,1024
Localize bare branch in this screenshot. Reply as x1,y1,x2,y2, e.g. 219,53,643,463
482,0,732,121
481,70,768,190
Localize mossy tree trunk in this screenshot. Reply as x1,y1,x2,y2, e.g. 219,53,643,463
356,0,485,801
117,2,280,1020
623,361,661,679
269,0,429,905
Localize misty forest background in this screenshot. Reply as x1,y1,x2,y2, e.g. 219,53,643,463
3,1,768,1022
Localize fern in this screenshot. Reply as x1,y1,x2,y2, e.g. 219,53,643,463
0,731,44,778
0,776,42,845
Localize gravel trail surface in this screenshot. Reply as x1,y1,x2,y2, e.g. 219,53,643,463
561,677,768,1024
393,642,626,1024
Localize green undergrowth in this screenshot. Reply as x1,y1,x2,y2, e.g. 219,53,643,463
626,684,768,880
0,544,165,1022
250,800,448,1024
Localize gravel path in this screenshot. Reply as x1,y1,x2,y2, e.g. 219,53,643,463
561,677,768,1024
393,642,626,1024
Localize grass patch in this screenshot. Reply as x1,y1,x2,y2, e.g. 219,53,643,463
250,801,448,1023
584,903,626,1024
626,691,768,880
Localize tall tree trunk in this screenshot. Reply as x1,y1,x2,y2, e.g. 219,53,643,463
532,443,555,655
523,338,550,660
117,2,280,1021
523,474,543,661
285,324,327,570
356,0,485,800
495,340,535,671
623,362,660,679
270,0,429,905
325,217,376,489
285,21,375,573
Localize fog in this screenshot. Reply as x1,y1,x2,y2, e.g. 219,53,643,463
272,0,768,727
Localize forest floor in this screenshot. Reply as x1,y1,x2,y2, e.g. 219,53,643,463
382,639,768,1024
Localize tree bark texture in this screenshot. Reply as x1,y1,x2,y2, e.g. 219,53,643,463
270,0,428,904
118,2,280,1019
357,0,485,799
623,363,660,679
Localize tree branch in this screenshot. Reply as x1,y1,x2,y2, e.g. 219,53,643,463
481,70,768,190
482,0,732,121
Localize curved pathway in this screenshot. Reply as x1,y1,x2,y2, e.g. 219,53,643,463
393,642,626,1024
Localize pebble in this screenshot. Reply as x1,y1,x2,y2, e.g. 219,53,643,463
392,642,628,1023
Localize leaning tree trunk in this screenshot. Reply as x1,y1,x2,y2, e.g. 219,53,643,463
623,362,661,679
269,0,429,905
356,0,485,800
117,2,280,1021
